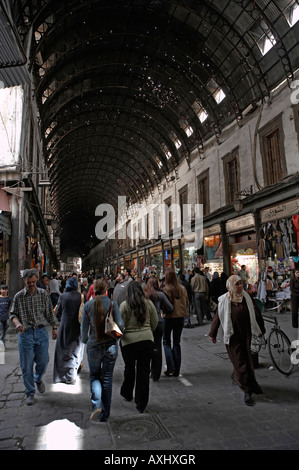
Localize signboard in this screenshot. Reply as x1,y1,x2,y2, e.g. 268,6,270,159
226,214,255,233
260,198,299,223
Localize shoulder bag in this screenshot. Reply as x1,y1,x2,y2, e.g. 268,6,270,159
105,300,123,339
78,293,85,324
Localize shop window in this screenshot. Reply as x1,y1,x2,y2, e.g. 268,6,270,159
259,115,286,186
197,170,210,216
179,185,188,231
163,197,173,235
223,148,240,204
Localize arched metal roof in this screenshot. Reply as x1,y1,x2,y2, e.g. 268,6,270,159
7,0,299,256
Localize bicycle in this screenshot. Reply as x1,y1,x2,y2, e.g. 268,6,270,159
251,299,294,376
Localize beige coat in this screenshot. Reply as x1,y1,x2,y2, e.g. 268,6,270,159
163,284,188,318
190,273,209,293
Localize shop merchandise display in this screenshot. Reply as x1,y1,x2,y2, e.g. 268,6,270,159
255,216,298,307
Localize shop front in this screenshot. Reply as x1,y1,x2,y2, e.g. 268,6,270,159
0,213,11,284
132,253,138,278
181,235,197,276
226,214,259,292
171,240,180,273
203,224,223,278
163,241,171,272
125,255,132,270
138,250,146,277
119,257,125,273
257,198,299,303
149,244,163,279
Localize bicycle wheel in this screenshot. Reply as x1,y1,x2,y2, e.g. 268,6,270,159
268,329,294,375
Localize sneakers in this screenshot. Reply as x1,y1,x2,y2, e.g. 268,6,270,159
26,395,34,406
36,381,45,393
164,370,175,377
90,408,102,421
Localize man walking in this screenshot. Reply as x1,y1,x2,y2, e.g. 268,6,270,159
10,269,58,405
237,265,250,292
190,267,210,325
113,272,129,306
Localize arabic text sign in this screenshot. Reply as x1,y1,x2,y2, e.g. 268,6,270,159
260,198,299,224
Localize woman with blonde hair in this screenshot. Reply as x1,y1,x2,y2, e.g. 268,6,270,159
209,275,265,406
81,279,123,422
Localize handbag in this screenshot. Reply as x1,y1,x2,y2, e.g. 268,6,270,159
105,300,123,339
78,293,85,324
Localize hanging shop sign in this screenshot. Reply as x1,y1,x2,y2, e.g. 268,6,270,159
226,214,255,234
150,244,162,254
203,224,221,237
260,198,299,224
181,234,196,244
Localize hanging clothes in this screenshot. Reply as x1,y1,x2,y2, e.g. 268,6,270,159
292,215,299,255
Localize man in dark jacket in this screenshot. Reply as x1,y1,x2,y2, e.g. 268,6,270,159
290,267,299,328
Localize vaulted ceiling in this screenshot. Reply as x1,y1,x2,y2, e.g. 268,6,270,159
2,0,299,256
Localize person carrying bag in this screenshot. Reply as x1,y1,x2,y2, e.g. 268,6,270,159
81,279,124,422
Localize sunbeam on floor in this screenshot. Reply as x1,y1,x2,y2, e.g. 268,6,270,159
35,418,84,450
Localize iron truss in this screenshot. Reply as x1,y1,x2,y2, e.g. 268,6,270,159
7,0,299,255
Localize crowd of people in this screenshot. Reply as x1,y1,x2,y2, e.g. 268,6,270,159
4,264,299,419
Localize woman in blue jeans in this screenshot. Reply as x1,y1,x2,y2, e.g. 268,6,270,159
81,279,124,422
162,269,189,377
144,276,173,381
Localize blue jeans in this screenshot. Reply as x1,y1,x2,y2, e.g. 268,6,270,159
18,327,49,397
163,317,184,374
87,342,118,422
151,321,164,381
0,320,8,343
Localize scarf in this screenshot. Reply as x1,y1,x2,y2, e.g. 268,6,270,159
65,277,78,292
217,290,262,345
226,274,243,303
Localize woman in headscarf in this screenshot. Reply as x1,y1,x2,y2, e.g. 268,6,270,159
53,277,82,384
209,275,265,406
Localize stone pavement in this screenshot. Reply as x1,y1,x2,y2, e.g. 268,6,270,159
1,309,299,453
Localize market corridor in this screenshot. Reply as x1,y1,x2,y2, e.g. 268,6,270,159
1,311,299,452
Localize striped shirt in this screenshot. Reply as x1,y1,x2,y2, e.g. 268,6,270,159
10,287,58,330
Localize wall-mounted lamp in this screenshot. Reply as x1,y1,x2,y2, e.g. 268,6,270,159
232,199,243,212
166,175,175,183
